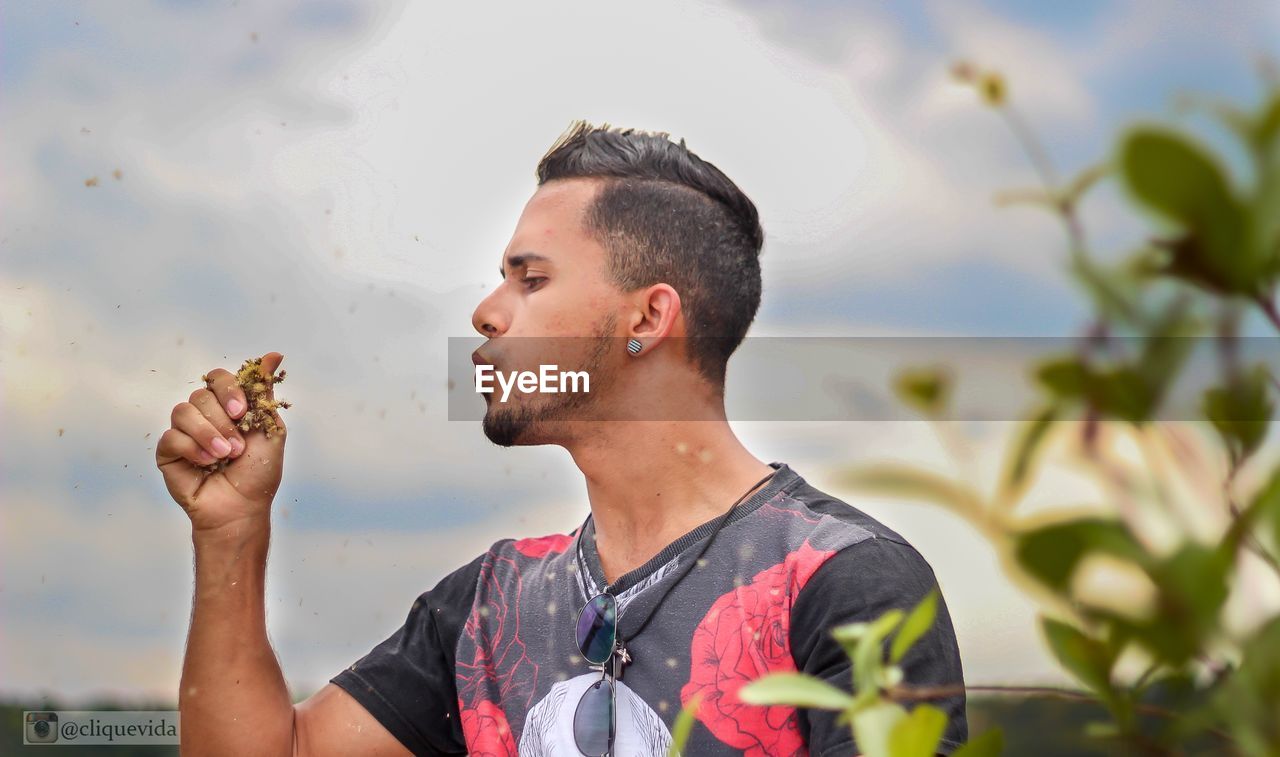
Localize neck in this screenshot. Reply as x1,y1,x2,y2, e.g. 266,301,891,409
566,419,774,586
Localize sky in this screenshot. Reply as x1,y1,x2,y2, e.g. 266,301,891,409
2,0,1279,703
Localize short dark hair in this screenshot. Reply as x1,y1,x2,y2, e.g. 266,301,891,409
535,120,765,389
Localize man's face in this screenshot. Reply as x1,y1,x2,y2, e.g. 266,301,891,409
470,179,624,446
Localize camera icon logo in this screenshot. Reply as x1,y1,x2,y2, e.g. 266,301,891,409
25,712,59,743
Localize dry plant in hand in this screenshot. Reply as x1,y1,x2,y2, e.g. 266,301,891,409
198,356,291,473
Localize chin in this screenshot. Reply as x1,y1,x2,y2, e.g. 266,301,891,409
482,404,546,447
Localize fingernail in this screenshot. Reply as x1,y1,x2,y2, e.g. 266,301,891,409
229,437,244,456
227,399,244,417
211,437,232,456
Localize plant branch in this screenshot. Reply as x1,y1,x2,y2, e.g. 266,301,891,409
887,683,1235,744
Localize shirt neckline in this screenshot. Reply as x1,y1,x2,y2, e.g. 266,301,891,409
575,461,801,596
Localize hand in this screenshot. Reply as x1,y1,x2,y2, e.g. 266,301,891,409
156,352,287,533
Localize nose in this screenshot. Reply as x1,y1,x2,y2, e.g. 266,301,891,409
471,288,508,338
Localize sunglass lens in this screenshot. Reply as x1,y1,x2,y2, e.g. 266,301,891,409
573,677,615,756
576,594,617,665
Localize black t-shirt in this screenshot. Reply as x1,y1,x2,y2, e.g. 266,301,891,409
331,462,967,755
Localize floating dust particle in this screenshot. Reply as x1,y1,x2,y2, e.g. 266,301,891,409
57,428,64,437
112,168,123,180
144,432,151,439
196,356,292,474
447,378,456,392
84,177,98,187
249,31,258,43
80,127,90,134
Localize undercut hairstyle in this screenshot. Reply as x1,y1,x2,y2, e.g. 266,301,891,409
535,120,765,389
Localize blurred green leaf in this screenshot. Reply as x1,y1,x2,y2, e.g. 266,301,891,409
1015,519,1147,592
1083,720,1122,739
1118,127,1253,295
1034,359,1156,422
997,404,1059,505
951,728,1005,757
1135,298,1198,400
1212,617,1280,754
738,673,854,711
894,365,952,417
1142,544,1230,664
853,701,908,757
888,704,948,757
891,589,939,664
667,694,701,757
1042,618,1115,697
1036,357,1088,400
1203,363,1274,466
834,610,905,696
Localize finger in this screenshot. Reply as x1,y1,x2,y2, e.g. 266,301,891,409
258,352,284,403
255,352,287,433
189,387,245,457
204,367,249,421
156,427,219,467
172,401,234,459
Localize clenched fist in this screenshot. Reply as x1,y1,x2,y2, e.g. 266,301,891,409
156,352,289,533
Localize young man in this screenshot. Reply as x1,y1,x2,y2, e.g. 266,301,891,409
158,121,966,756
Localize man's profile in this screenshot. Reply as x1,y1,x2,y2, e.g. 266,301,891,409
156,121,966,756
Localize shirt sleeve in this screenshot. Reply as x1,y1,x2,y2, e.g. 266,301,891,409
329,552,486,756
789,535,968,756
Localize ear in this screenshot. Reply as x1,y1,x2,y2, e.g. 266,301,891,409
628,284,681,347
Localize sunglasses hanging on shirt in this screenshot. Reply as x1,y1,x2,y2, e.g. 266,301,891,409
571,469,778,756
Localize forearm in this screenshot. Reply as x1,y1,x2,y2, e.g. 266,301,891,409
180,516,294,756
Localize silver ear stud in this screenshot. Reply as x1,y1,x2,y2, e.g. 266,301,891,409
626,338,643,355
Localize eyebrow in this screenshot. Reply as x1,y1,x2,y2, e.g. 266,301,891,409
499,252,551,280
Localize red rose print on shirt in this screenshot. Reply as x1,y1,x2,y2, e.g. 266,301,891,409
457,552,538,717
681,540,836,756
513,531,575,558
459,698,517,757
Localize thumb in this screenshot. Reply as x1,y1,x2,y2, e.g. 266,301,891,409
258,352,284,391
252,351,286,433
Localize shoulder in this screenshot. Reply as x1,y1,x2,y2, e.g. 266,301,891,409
767,467,945,611
777,470,914,545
